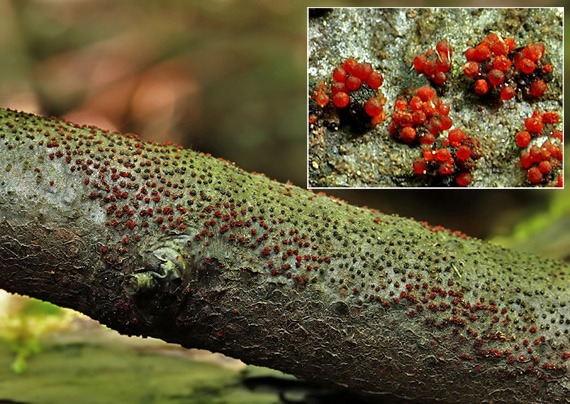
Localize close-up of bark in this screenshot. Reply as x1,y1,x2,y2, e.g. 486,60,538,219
0,108,568,403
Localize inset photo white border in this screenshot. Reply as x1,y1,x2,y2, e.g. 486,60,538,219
307,7,563,189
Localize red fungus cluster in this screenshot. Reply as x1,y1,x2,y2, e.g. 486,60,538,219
413,39,453,85
462,33,551,100
412,128,482,186
310,80,330,107
515,42,550,98
516,110,563,186
389,86,452,145
310,58,386,129
331,58,386,126
309,32,560,187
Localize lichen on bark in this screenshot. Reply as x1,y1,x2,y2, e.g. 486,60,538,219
0,108,568,403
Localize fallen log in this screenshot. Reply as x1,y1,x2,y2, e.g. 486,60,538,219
0,108,568,403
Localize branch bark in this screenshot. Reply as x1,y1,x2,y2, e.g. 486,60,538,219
0,108,568,403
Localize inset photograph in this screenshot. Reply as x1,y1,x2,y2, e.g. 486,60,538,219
308,8,563,188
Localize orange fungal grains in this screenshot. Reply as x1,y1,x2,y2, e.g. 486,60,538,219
499,85,515,101
455,172,472,187
514,109,563,186
310,57,386,129
346,75,362,91
413,158,427,174
417,86,436,102
400,127,417,144
330,81,347,94
474,43,491,61
315,92,329,106
389,86,451,146
413,39,453,85
527,166,543,184
309,30,559,188
333,66,347,82
492,55,511,71
487,69,505,86
530,80,546,97
448,128,466,147
365,98,384,117
542,111,559,124
366,71,384,89
412,127,482,186
311,81,330,107
516,131,531,148
462,61,479,78
462,34,552,100
474,79,488,95
413,54,427,72
525,111,543,133
456,145,471,160
333,92,349,108
352,62,373,80
519,58,535,74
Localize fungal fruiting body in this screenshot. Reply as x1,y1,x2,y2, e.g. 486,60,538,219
1,108,569,403
463,34,552,100
517,110,563,186
389,86,484,186
413,128,482,186
309,33,559,187
310,80,330,107
311,58,386,130
413,39,453,85
389,86,452,145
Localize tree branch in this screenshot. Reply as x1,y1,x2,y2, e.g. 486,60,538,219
0,108,568,403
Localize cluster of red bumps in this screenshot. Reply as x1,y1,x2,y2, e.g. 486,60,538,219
462,33,551,100
412,128,482,187
388,86,452,145
413,40,453,85
310,36,559,187
310,58,386,127
311,81,330,108
388,86,483,187
516,110,563,186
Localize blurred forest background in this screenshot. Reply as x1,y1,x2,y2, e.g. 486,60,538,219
0,0,568,403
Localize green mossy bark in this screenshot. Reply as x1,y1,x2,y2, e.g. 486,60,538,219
0,108,568,403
